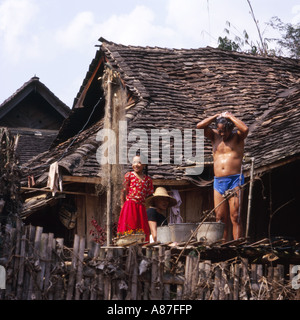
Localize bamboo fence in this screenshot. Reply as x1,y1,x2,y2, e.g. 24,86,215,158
0,222,299,300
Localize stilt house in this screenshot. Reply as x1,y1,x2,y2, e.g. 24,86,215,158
20,38,300,247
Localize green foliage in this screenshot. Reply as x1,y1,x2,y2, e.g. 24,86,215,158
268,16,300,59
217,36,240,52
217,21,265,55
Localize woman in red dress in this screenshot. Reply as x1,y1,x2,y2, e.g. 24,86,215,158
117,155,154,242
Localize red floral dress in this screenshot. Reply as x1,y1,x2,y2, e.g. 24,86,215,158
117,172,154,241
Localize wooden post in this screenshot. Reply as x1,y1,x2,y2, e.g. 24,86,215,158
44,233,54,299
53,238,64,300
203,260,212,300
22,225,36,300
163,250,171,300
12,220,22,294
31,226,43,300
96,248,106,300
75,237,86,300
212,264,221,300
143,248,152,300
66,234,80,300
233,262,240,300
150,248,160,300
3,225,16,299
219,262,227,300
240,258,249,300
16,235,26,299
39,233,48,296
198,262,205,300
114,248,124,300
104,248,114,300
157,246,164,300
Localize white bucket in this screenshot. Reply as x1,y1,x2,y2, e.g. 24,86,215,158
157,226,171,243
169,223,198,242
196,221,225,244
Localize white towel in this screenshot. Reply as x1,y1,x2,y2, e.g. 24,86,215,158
47,162,62,196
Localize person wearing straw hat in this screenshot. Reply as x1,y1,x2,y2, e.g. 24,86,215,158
146,187,177,242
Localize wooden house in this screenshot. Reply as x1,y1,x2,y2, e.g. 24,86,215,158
0,76,70,164
20,39,300,246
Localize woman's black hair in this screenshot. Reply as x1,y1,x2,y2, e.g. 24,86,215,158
135,151,149,175
216,116,234,130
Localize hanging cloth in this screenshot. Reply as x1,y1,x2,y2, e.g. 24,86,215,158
169,189,183,224
47,162,62,196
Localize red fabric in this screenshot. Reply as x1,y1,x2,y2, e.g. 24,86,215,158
117,199,150,241
123,172,154,204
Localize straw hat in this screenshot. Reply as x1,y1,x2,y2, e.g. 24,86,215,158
146,187,177,208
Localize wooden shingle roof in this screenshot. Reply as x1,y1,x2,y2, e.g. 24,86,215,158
21,40,300,185
1,76,71,164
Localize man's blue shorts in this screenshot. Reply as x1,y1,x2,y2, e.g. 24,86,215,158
214,174,244,196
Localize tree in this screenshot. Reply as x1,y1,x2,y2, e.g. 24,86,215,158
268,16,300,59
217,36,241,52
217,21,260,55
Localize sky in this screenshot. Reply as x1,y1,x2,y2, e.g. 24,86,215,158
1,0,300,108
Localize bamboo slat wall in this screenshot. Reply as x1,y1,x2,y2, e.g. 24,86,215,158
0,223,299,300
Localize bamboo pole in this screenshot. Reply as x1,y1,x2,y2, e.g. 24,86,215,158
106,70,113,246
245,157,255,238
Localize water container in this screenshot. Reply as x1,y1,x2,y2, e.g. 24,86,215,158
169,223,198,242
196,221,225,244
157,226,171,243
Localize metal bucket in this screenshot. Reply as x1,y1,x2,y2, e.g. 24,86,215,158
157,226,171,243
196,221,225,244
169,223,198,242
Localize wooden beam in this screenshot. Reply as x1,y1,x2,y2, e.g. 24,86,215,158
21,186,98,197
62,175,102,184
74,56,105,108
153,179,190,186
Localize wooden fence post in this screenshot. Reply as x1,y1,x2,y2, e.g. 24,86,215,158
75,236,86,300
66,234,80,300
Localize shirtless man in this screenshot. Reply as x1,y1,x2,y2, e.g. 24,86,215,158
196,112,249,240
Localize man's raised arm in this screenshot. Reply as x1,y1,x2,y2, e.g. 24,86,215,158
196,114,219,140
222,112,249,139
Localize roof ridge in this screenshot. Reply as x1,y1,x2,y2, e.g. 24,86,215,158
0,76,70,114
